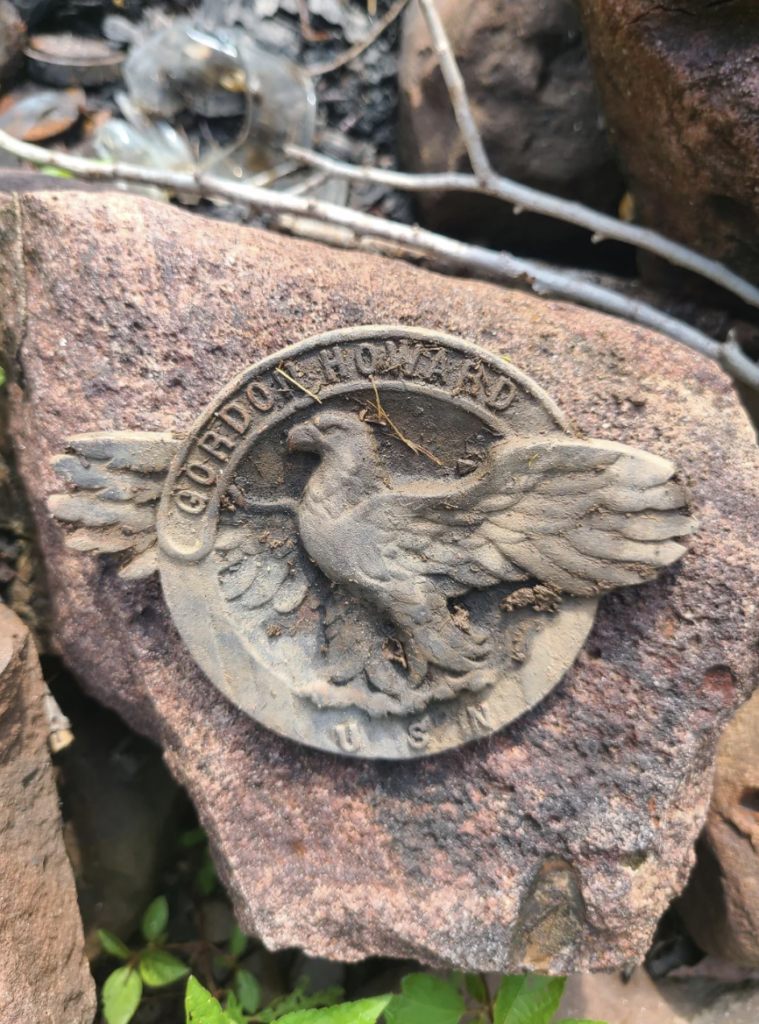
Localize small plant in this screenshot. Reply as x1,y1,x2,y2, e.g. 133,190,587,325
98,880,610,1024
99,896,189,1024
183,971,609,1024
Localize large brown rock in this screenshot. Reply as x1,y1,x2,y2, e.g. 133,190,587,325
575,0,759,285
678,688,759,966
398,0,625,263
0,604,96,1024
2,191,759,972
558,969,759,1023
0,2,26,87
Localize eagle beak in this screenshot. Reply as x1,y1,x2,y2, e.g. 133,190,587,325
288,421,320,452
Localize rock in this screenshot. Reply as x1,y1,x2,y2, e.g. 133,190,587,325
0,604,96,1024
559,970,686,1023
2,191,759,972
0,2,26,87
575,0,759,286
677,687,759,966
398,0,625,265
558,969,759,1023
53,674,187,958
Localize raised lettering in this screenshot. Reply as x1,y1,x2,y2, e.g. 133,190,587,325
416,348,447,382
182,462,216,487
385,339,422,375
199,431,237,463
467,702,492,734
174,489,207,515
334,720,363,752
319,346,348,382
245,381,274,411
486,375,517,411
217,402,250,434
354,343,377,376
454,360,475,393
407,716,430,750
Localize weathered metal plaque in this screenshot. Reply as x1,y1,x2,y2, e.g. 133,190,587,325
49,326,696,758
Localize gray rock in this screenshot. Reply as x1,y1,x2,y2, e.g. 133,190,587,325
56,683,187,958
575,0,759,286
1,190,759,972
558,969,759,1023
0,2,26,85
0,604,96,1024
677,687,759,966
398,0,624,263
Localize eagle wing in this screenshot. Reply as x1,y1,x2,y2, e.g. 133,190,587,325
48,432,180,580
366,438,696,597
214,522,309,616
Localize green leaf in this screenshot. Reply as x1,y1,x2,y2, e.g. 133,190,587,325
256,982,345,1022
180,826,208,848
0,367,6,387
142,895,170,941
277,994,392,1024
139,949,190,988
98,929,131,960
385,973,465,1024
465,974,488,1005
196,848,218,895
229,923,248,959
40,165,74,178
494,976,566,1024
235,968,261,1013
225,992,248,1024
186,976,229,1024
102,966,143,1024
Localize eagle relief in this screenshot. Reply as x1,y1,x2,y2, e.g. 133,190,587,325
48,326,696,758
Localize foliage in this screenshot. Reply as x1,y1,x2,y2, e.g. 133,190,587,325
384,973,464,1024
175,972,610,1024
97,835,610,1024
98,895,189,1024
255,977,345,1022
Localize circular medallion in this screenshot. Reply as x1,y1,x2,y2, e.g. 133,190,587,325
51,324,695,759
157,326,599,758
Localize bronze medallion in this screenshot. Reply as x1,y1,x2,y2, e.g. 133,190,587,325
49,326,696,758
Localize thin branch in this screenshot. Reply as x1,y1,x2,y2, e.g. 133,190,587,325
285,145,759,314
721,334,759,388
245,160,301,189
296,0,332,42
417,0,492,183
275,365,323,403
367,376,443,465
285,169,330,196
0,128,743,382
306,0,412,77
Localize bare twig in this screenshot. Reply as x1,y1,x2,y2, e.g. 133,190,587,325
296,0,332,42
307,0,412,77
285,169,330,197
284,146,759,314
367,377,443,464
275,365,323,403
417,0,492,183
0,127,738,378
721,333,759,388
244,161,301,189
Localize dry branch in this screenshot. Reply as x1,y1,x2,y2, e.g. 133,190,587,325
0,0,756,389
306,0,413,76
417,0,492,183
0,126,740,381
284,145,759,315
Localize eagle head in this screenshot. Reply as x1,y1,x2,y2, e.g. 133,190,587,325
288,410,368,456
